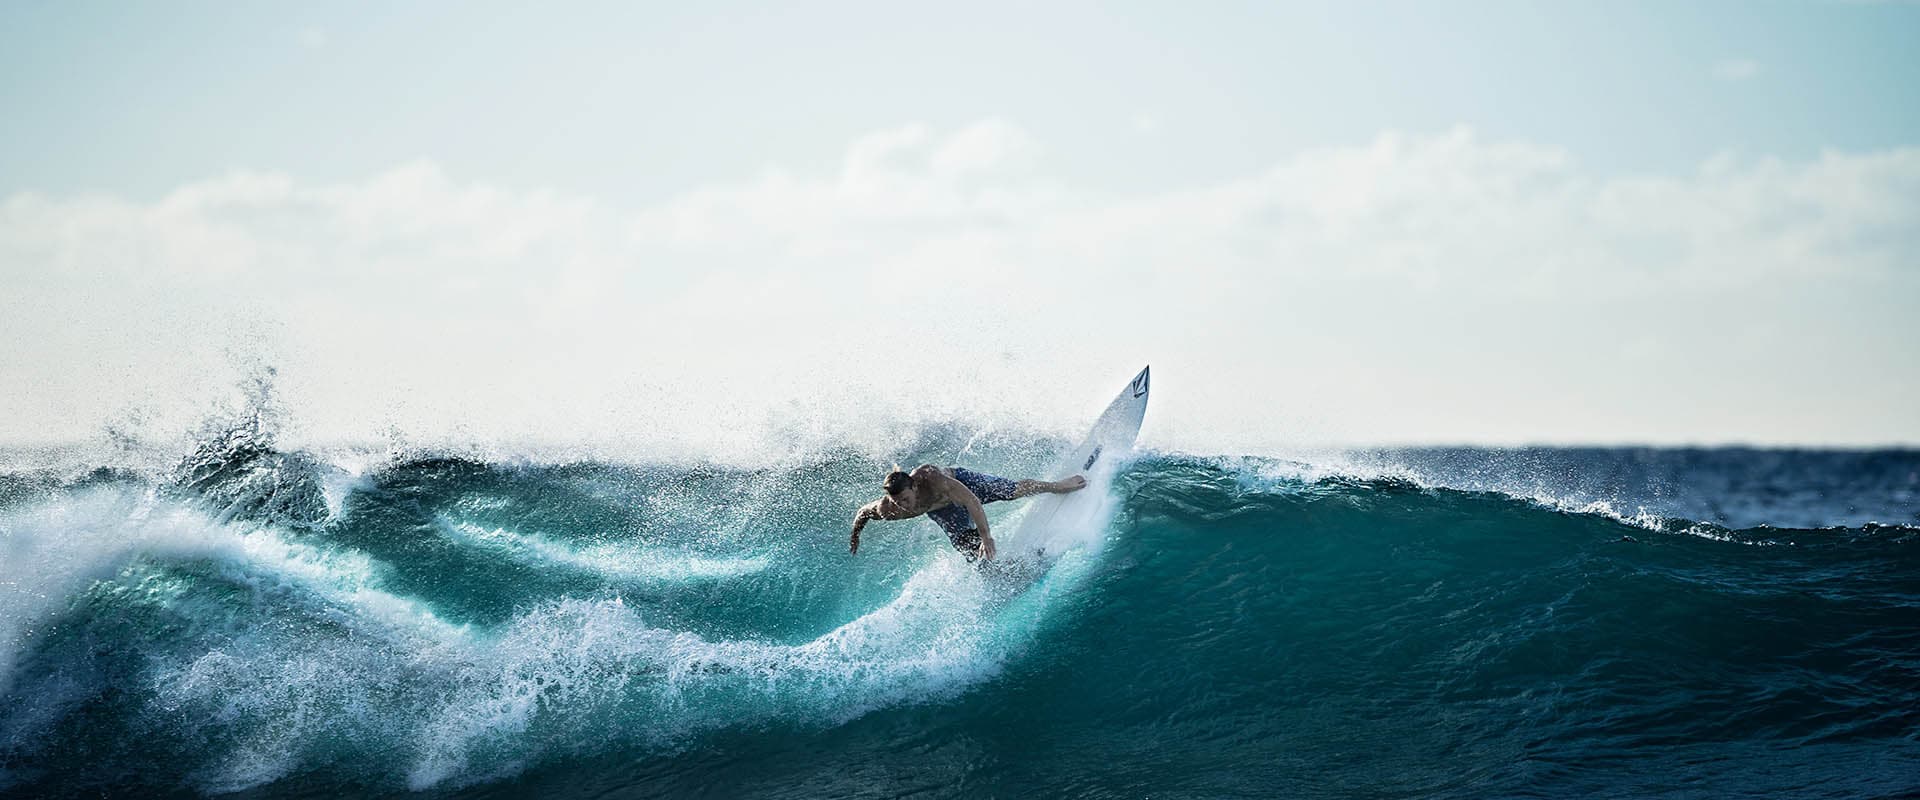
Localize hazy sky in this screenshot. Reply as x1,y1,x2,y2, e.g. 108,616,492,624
3,1,1917,452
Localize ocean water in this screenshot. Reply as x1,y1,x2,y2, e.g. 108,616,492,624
1,423,1916,798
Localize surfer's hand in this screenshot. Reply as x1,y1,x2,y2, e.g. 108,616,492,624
849,531,860,555
979,534,996,561
1061,475,1087,492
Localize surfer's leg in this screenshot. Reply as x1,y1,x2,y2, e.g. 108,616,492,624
1012,477,1086,497
956,469,1019,503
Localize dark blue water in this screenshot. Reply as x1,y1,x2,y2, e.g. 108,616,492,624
1,427,1916,798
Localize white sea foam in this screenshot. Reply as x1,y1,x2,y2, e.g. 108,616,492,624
435,517,770,582
119,549,1022,792
399,555,1011,789
0,488,208,696
0,486,465,698
5,467,1119,794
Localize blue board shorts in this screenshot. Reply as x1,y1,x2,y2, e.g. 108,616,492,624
927,467,1018,553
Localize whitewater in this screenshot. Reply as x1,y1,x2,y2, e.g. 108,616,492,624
1,415,1916,798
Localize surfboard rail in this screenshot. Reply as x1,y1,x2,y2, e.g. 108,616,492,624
1009,366,1150,555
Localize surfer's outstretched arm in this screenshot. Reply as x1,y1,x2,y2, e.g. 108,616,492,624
849,503,880,554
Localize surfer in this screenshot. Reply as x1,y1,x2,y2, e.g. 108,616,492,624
849,465,1087,561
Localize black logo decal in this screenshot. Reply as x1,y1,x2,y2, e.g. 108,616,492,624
1131,372,1149,397
1084,445,1103,470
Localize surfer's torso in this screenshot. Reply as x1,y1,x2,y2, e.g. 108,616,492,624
871,466,1015,524
924,467,1019,534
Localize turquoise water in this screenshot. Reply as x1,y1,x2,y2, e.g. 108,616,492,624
1,425,1916,798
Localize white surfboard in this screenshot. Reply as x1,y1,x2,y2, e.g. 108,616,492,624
1009,366,1150,556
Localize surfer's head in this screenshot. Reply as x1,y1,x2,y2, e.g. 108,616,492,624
883,469,913,498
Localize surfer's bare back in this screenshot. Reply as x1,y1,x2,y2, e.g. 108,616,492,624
849,465,1087,561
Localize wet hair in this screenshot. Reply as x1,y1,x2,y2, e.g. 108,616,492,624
883,469,913,496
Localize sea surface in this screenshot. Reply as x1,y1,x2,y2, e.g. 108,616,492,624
1,422,1916,798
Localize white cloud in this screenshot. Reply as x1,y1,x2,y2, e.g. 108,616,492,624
3,124,1917,452
929,118,1037,179
1713,58,1761,80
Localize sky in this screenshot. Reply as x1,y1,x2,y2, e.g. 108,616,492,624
2,1,1917,453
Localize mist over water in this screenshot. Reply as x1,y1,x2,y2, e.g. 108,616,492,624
1,405,1916,797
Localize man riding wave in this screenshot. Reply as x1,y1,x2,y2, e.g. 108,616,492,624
849,465,1087,561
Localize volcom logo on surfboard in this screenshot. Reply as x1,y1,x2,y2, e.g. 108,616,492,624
1131,371,1149,398
1084,445,1103,470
